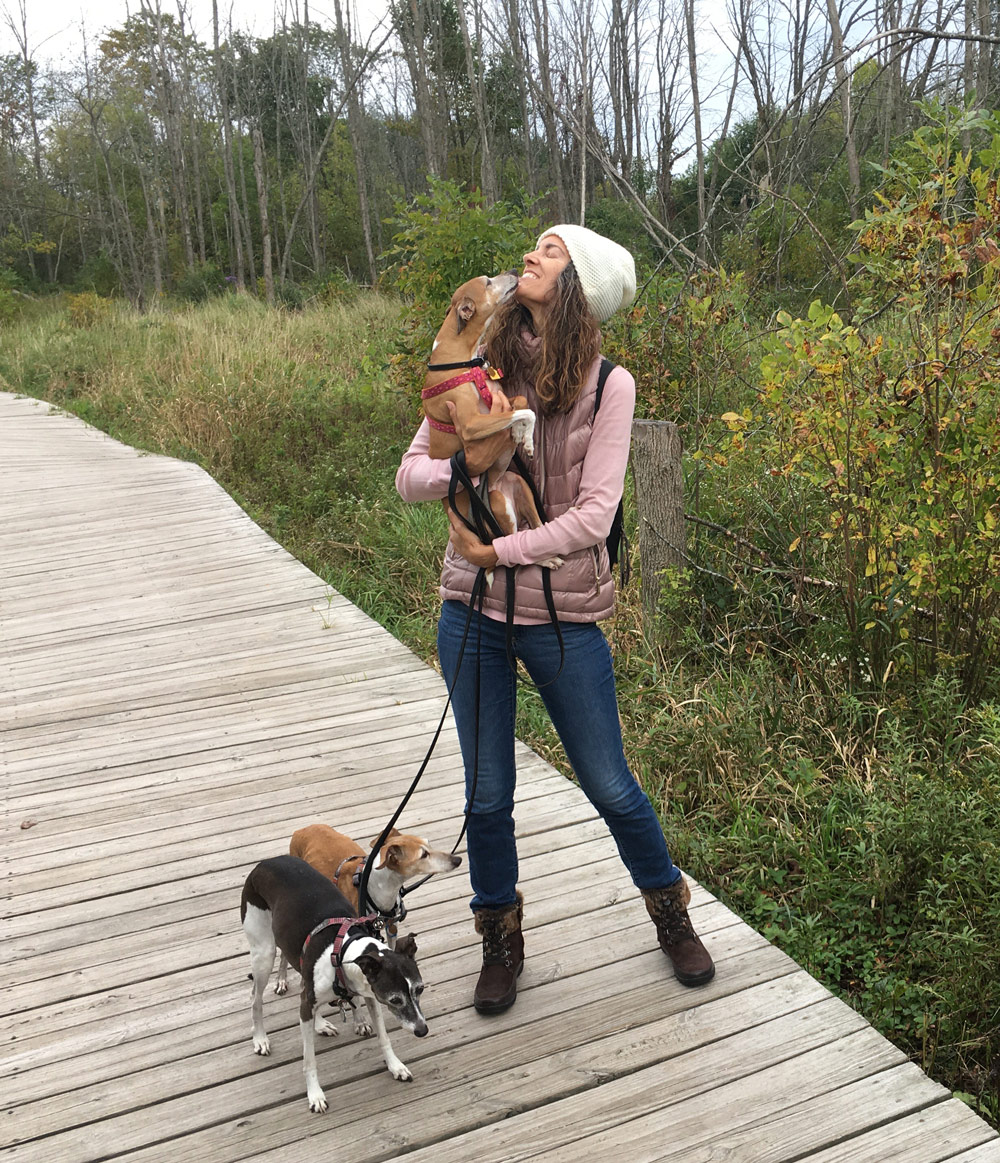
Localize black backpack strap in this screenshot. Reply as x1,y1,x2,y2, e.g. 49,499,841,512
594,357,615,415
593,359,630,586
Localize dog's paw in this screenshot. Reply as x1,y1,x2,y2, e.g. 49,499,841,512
253,1035,271,1056
388,1060,413,1082
539,556,564,570
353,1015,374,1038
315,1016,339,1037
510,409,535,455
274,979,288,996
307,1088,329,1114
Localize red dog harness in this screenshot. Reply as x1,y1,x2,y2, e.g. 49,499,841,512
421,365,502,434
300,914,378,997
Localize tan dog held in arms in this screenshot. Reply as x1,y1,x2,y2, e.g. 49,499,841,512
422,273,561,567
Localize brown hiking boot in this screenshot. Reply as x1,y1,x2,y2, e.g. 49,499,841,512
472,893,524,1014
642,877,715,987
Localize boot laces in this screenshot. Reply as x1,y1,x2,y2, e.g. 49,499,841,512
483,927,512,965
651,894,696,945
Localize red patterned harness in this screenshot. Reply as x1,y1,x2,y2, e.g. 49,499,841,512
300,914,378,998
421,365,499,434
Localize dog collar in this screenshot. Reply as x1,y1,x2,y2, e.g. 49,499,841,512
422,365,501,434
334,855,363,882
426,355,486,371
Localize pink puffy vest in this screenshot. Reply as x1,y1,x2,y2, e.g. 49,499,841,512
438,355,616,622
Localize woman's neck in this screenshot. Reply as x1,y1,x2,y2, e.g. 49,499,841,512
525,302,549,334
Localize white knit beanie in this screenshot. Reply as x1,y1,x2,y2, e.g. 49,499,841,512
538,224,636,322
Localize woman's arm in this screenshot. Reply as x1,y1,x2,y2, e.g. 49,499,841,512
395,419,455,502
491,365,636,567
395,391,517,503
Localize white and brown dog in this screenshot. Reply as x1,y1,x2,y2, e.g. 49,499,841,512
241,855,427,1113
422,273,559,563
286,823,461,946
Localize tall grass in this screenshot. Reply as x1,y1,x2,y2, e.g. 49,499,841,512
3,293,998,1124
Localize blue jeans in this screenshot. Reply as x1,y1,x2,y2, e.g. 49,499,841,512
437,599,681,912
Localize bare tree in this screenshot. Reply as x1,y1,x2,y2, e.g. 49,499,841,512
455,0,498,200
685,0,707,260
825,0,861,217
333,0,377,283
212,0,246,287
5,0,53,280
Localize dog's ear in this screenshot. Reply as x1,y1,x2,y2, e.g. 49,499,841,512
394,933,418,961
355,950,384,984
379,843,402,870
455,297,476,334
370,827,401,850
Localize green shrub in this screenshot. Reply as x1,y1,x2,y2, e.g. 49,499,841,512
700,107,1000,698
0,270,24,326
174,261,227,303
65,291,115,329
383,177,543,368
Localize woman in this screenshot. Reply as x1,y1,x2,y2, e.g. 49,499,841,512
395,225,714,1013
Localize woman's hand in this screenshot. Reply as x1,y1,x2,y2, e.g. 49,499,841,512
446,389,515,477
447,506,499,569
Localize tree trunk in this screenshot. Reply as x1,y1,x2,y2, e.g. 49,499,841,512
825,0,861,218
455,0,498,201
976,0,992,101
11,0,53,281
409,0,443,176
528,0,569,220
252,125,275,305
504,0,536,198
144,0,195,271
333,0,377,284
213,0,245,288
631,420,686,640
685,0,707,262
577,5,589,224
299,0,323,276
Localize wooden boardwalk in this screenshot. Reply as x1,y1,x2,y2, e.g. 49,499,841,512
2,389,997,1163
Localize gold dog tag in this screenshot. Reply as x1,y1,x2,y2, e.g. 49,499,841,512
486,366,504,380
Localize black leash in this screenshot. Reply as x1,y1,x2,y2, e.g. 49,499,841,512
358,446,563,912
446,450,565,684
357,553,491,915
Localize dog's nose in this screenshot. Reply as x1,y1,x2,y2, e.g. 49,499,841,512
414,1023,428,1037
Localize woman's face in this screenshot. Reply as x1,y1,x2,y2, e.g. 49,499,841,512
516,234,570,316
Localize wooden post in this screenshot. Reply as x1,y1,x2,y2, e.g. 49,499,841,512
630,420,685,638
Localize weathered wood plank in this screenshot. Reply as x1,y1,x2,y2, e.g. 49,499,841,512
799,1100,999,1161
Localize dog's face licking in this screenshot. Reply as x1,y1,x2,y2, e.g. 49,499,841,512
450,272,519,336
356,935,428,1037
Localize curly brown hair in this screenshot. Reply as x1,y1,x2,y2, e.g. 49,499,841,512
484,262,601,416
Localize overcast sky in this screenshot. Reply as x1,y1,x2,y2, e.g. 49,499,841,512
0,0,391,63
2,0,738,156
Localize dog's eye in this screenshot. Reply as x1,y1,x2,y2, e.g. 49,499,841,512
414,984,424,996
389,995,403,1007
